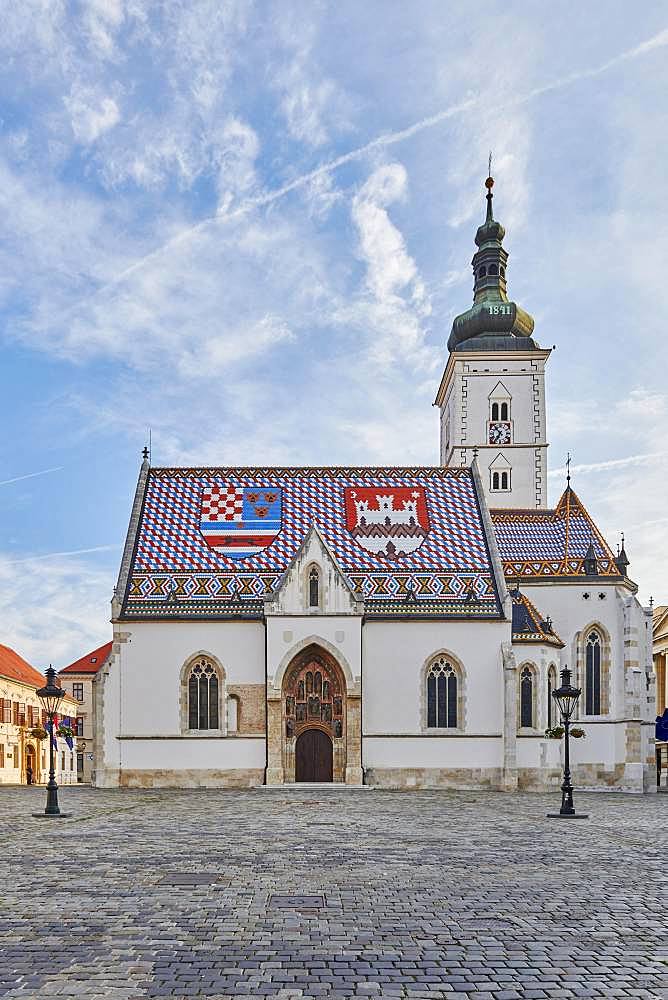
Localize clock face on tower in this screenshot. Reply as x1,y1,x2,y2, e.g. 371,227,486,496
489,421,511,445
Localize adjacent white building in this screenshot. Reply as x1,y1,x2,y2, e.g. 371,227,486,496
95,176,654,792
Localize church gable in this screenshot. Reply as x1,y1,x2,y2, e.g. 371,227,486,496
491,486,620,581
266,525,362,616
119,466,503,620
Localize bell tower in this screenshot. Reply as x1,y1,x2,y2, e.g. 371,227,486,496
435,173,551,509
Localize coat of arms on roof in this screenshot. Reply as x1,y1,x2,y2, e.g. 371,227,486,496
199,484,282,560
343,487,430,559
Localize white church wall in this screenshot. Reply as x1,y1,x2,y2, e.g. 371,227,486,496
361,619,509,787
118,736,264,773
96,620,266,787
266,616,362,692
118,621,264,736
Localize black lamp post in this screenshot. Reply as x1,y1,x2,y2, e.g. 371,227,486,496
547,666,588,819
33,667,70,818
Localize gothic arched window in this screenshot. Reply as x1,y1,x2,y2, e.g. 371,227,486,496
547,665,557,728
187,658,220,730
426,657,458,729
309,568,319,608
520,667,534,728
585,630,601,714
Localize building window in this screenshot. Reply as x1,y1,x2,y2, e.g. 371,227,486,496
61,751,65,771
76,753,84,775
13,748,19,768
187,658,220,730
491,401,499,421
491,469,511,492
309,567,320,608
72,683,84,702
520,667,534,728
500,402,509,421
1,699,10,724
585,630,601,715
426,657,458,728
547,665,557,728
0,744,4,768
74,717,84,737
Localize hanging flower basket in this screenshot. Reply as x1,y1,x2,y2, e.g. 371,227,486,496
570,727,586,739
544,726,564,739
56,725,73,739
30,726,48,741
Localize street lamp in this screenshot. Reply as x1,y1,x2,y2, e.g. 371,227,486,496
547,666,588,819
33,667,70,818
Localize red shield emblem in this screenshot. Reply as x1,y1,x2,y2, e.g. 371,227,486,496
344,487,430,559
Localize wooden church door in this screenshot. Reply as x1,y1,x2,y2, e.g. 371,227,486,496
295,729,333,783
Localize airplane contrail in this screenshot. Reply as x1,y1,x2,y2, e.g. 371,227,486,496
57,26,668,317
2,545,120,565
0,466,64,487
549,451,667,477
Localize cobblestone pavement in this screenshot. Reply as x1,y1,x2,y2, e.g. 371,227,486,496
1,786,666,999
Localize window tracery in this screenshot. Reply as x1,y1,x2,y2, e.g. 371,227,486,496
585,630,601,715
520,666,534,728
426,656,458,728
187,658,220,730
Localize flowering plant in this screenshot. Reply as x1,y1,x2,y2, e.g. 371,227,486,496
544,726,564,739
570,727,586,739
30,726,48,741
56,724,73,739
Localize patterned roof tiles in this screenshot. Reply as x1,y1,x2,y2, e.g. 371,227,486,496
121,466,503,620
511,590,564,647
491,486,620,581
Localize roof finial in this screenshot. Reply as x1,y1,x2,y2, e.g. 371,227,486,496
142,446,149,462
485,151,494,223
566,452,571,487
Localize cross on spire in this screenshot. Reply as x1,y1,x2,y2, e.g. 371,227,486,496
566,452,571,487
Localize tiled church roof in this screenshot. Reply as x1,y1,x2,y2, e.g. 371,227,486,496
491,486,620,581
119,466,504,620
510,590,564,647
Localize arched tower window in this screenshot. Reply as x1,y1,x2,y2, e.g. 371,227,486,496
491,402,499,421
492,471,499,490
585,630,601,715
547,665,557,728
309,567,320,608
500,401,509,421
187,657,220,730
500,471,509,490
426,656,458,729
520,666,534,728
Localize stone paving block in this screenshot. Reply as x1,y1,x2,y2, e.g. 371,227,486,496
0,786,665,999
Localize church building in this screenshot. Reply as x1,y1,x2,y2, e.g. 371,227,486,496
94,176,655,793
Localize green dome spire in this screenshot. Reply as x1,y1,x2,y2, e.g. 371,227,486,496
447,173,538,353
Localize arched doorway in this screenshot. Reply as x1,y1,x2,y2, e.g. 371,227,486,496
281,644,346,783
25,744,36,785
295,729,333,783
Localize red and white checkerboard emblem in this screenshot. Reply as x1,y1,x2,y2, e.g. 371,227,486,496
200,484,282,560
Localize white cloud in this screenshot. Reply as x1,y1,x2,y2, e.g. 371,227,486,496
349,163,432,366
0,551,112,667
65,89,120,144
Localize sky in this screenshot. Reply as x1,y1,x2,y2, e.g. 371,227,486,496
0,1,667,668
